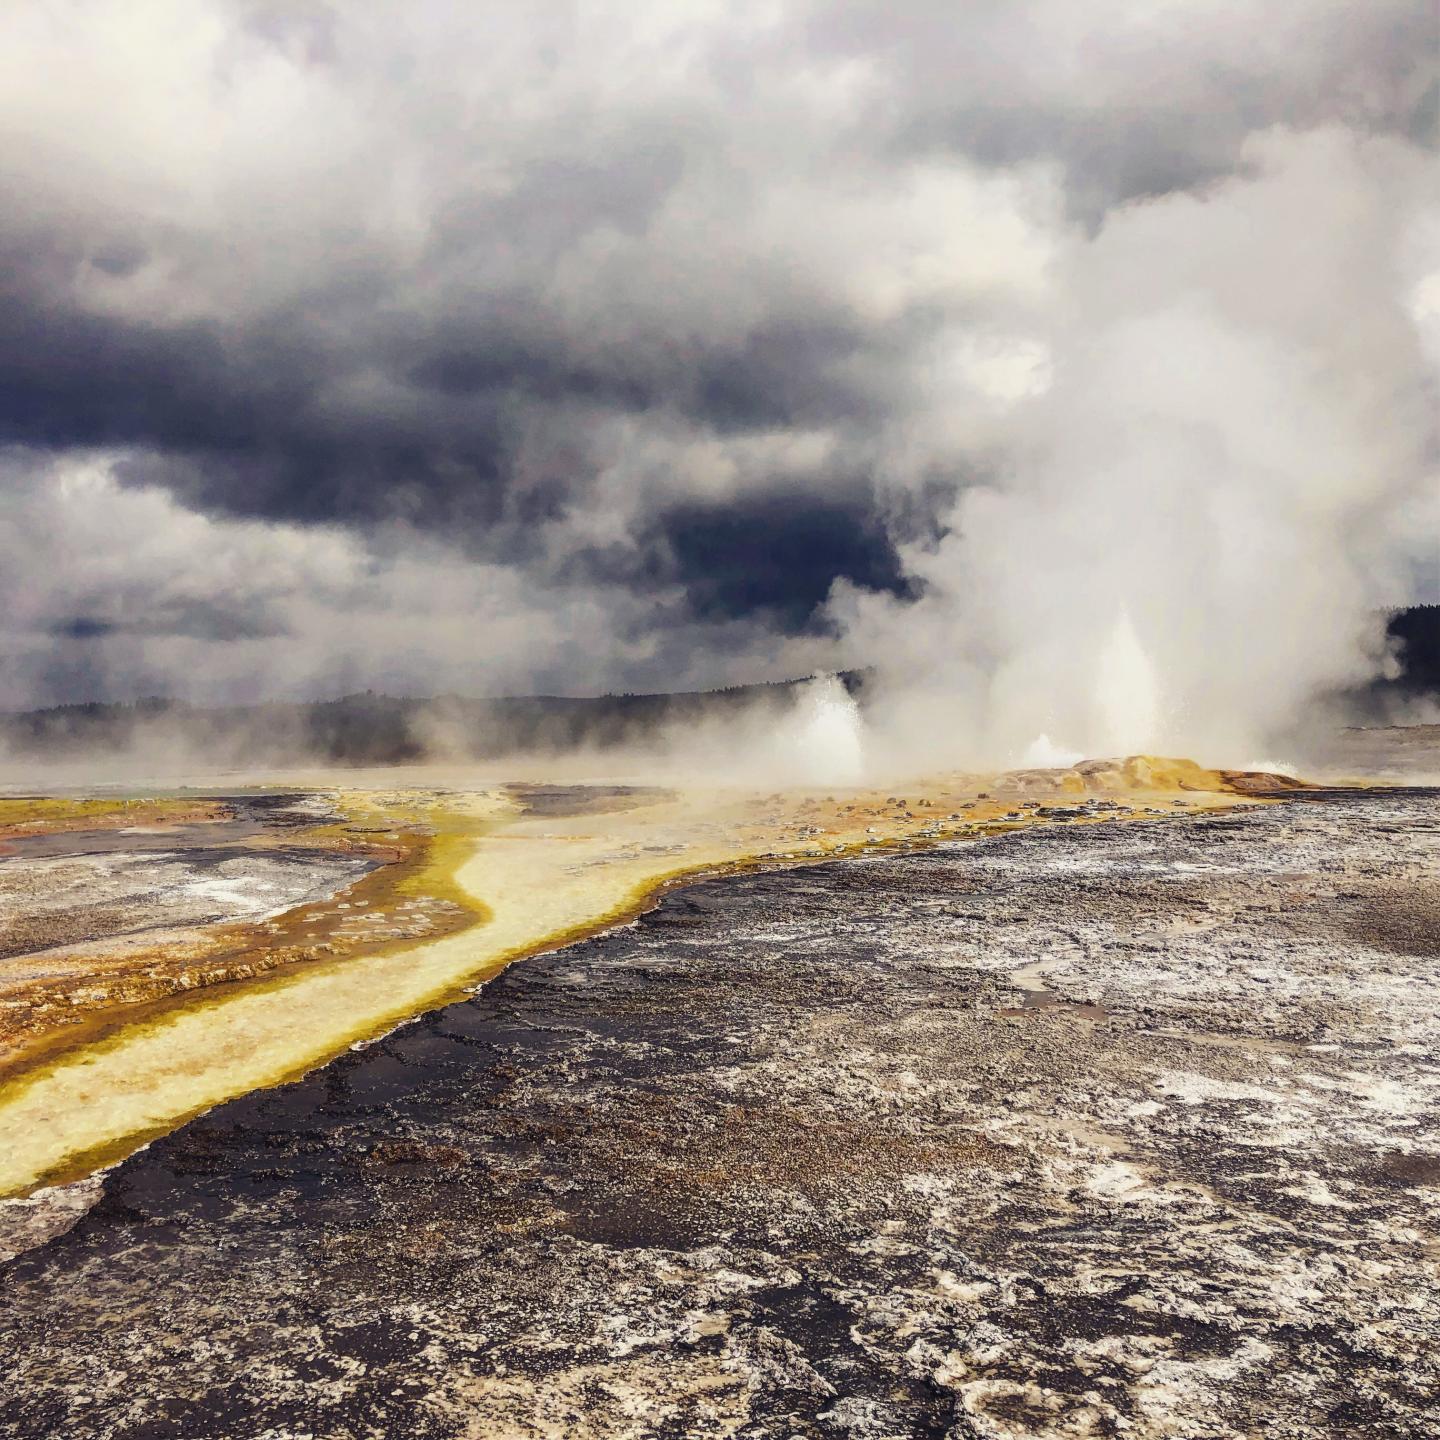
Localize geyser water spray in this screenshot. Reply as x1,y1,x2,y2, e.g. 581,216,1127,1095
779,675,866,787
1095,609,1162,755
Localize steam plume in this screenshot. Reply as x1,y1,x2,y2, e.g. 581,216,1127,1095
0,6,1433,773
836,130,1438,768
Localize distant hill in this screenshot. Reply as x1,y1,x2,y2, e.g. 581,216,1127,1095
0,675,866,766
3,605,1435,766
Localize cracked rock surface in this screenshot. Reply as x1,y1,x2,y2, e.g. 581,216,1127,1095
0,790,1437,1439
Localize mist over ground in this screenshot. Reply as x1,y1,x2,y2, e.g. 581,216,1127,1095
1,3,1436,769
3,606,1438,786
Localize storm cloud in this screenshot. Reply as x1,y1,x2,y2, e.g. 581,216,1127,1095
0,1,1435,757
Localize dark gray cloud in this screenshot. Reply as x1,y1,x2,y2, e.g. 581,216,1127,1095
0,1,1434,710
49,600,284,644
657,493,912,632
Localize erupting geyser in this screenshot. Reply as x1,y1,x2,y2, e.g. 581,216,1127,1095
1095,609,1162,755
781,675,867,787
1021,733,1084,768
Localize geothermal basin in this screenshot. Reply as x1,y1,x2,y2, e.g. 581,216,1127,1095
0,743,1435,1439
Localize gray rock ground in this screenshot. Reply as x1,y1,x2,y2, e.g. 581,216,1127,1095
0,790,1436,1439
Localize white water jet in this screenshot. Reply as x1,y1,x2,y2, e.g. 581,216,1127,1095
1095,609,1161,754
779,675,866,786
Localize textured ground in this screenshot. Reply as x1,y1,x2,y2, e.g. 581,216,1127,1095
0,761,1245,1198
0,795,372,960
0,789,1436,1439
0,793,395,1076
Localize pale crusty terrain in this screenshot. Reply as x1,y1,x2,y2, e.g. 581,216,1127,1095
0,784,1435,1439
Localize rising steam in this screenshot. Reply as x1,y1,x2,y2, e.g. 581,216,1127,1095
837,128,1438,771
0,10,1435,783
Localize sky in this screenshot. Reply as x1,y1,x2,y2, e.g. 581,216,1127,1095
0,2,1436,756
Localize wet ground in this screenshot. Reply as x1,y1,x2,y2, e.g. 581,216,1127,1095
0,793,322,860
503,783,673,817
1309,723,1440,781
0,794,374,961
1,790,1437,1439
0,790,487,1090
